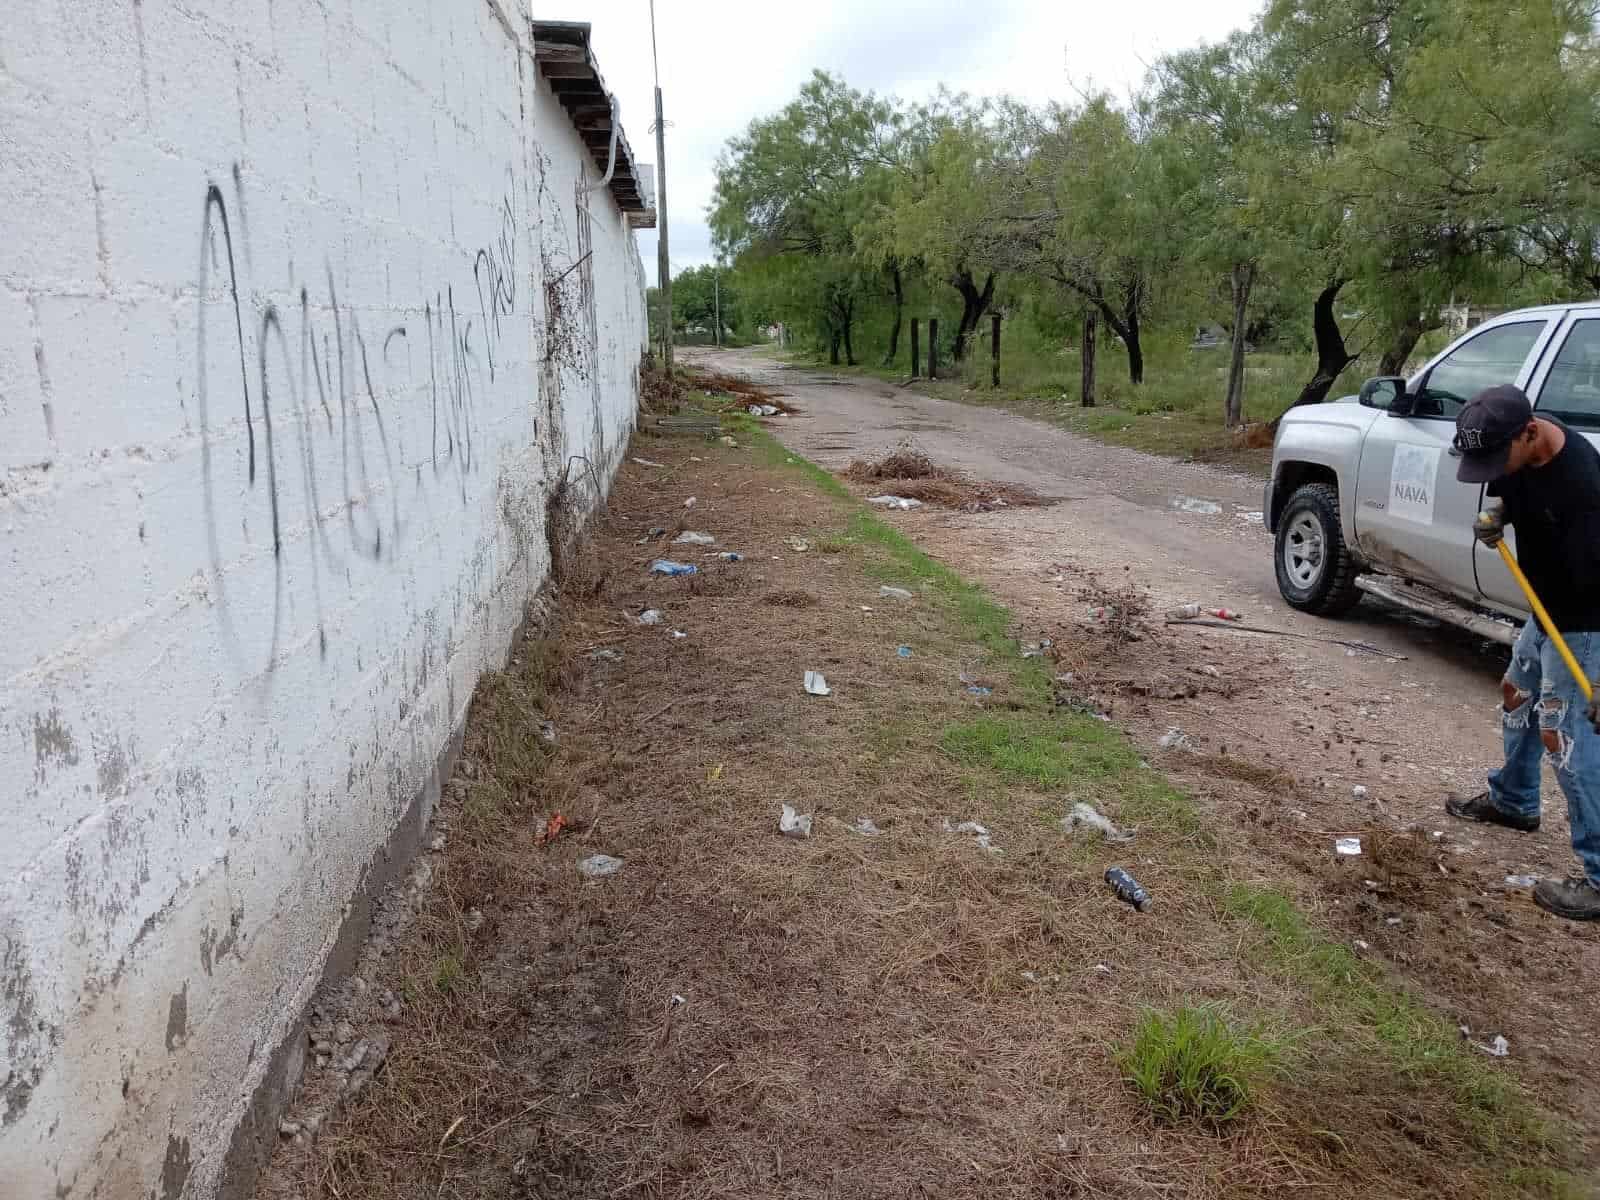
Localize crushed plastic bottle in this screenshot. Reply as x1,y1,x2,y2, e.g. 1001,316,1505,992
1168,603,1202,620
1209,607,1244,621
1105,867,1152,912
650,560,698,576
718,552,744,562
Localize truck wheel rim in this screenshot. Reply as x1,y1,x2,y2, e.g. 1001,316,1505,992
1283,512,1325,589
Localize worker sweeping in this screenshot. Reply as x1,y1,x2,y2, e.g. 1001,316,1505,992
1445,383,1600,920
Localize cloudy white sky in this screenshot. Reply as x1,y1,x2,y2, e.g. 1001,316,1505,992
573,0,1265,286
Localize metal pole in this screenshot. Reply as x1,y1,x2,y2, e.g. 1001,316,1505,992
654,86,671,371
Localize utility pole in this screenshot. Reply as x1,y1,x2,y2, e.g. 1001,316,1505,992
650,0,672,371
713,269,721,348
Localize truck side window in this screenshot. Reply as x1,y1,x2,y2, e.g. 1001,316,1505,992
1414,322,1544,417
1536,320,1600,430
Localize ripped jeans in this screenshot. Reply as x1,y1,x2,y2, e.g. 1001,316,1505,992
1490,618,1600,884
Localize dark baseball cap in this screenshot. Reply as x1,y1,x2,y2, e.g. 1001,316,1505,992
1452,384,1534,482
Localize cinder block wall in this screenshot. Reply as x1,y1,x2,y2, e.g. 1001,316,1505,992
0,2,646,1196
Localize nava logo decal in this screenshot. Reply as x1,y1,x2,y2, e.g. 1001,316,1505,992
1389,443,1440,524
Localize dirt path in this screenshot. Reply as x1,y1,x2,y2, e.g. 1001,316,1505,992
689,346,1600,1150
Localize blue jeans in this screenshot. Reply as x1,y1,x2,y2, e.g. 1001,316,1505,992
1489,618,1600,885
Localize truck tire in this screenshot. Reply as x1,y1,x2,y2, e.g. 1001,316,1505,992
1274,482,1362,616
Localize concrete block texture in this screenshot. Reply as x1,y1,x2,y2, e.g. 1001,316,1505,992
0,1,649,1196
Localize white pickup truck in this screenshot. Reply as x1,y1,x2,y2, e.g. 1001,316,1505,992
1266,303,1600,642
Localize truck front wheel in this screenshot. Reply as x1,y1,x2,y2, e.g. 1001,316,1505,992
1274,482,1362,616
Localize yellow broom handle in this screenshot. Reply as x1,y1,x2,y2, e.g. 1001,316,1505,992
1495,538,1594,703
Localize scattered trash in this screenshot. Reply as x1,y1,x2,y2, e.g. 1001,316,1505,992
1094,963,1112,974
879,585,913,601
779,803,813,838
1354,939,1371,951
1505,874,1538,888
671,993,687,1006
538,720,557,744
1335,836,1363,857
588,648,623,662
803,671,831,696
1168,603,1203,620
1087,605,1118,622
1168,603,1243,621
684,497,697,508
650,560,698,576
673,531,715,545
1200,664,1221,678
671,630,687,639
719,435,739,447
635,526,667,544
1352,785,1370,800
965,685,993,698
535,813,568,845
1105,867,1152,912
718,552,744,562
896,645,913,658
854,817,881,836
786,456,796,464
1021,638,1054,658
632,456,664,467
867,495,924,510
1210,607,1244,621
944,818,1002,854
748,404,779,417
638,609,664,625
784,536,811,552
1062,802,1134,843
578,854,624,878
1476,1035,1511,1058
1170,496,1223,516
1157,728,1192,751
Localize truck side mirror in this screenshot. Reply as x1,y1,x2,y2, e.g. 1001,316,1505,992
1359,376,1413,415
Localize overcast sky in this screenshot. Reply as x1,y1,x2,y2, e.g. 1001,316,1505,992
577,0,1265,286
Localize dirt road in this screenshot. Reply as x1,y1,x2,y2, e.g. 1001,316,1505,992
688,346,1600,1133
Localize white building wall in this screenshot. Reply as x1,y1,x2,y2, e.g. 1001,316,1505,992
0,2,646,1197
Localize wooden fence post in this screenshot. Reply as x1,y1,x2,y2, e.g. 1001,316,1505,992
991,313,1001,387
910,318,920,378
928,318,939,380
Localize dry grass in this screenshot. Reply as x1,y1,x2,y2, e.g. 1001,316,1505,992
259,436,1585,1200
843,439,1054,512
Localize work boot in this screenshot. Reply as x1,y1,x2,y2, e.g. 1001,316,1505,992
1445,790,1539,833
1534,876,1600,921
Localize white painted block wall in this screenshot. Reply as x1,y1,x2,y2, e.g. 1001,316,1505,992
0,2,647,1196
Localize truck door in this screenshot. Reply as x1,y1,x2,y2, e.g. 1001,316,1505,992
1477,312,1600,611
1353,318,1554,600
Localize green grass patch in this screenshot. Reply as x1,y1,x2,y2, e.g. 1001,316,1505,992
1118,1005,1280,1127
1224,881,1573,1170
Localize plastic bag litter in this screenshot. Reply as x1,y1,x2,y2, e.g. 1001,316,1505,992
879,585,913,601
748,404,779,417
944,818,1002,854
671,630,687,639
578,854,624,878
538,720,557,744
803,671,831,696
1476,1035,1510,1058
779,804,813,838
650,560,698,576
588,648,623,662
632,457,664,467
1061,801,1134,843
1022,639,1053,658
784,536,811,552
1335,836,1363,856
1157,728,1192,751
719,435,738,447
718,552,744,562
673,531,715,545
684,496,697,508
854,817,881,836
1505,874,1538,888
867,495,924,510
897,645,913,658
638,609,665,625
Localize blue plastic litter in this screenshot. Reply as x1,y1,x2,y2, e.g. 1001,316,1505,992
650,560,698,576
966,685,993,697
897,645,913,658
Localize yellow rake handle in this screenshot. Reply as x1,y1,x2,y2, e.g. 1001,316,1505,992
1495,538,1594,704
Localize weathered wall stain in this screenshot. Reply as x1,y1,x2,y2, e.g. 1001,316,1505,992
160,1135,192,1200
164,983,188,1053
31,710,78,783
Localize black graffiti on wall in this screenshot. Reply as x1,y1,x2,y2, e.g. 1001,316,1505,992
195,166,525,669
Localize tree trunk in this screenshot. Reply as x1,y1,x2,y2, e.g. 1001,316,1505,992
842,299,856,367
1281,279,1355,419
1122,281,1144,386
884,263,903,367
1081,311,1097,407
950,268,995,362
1224,261,1254,428
1378,312,1426,376
828,329,841,365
